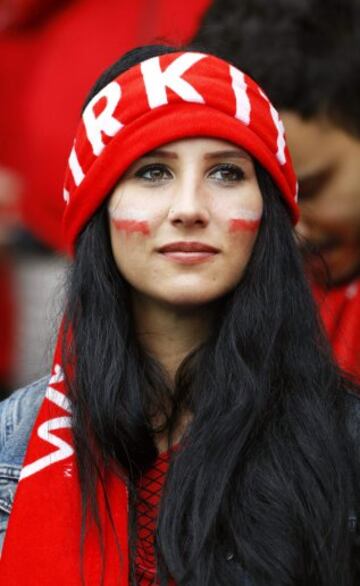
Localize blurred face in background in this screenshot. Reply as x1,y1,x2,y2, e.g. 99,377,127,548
281,112,360,286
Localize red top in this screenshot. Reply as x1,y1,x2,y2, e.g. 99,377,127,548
135,449,176,585
313,276,360,382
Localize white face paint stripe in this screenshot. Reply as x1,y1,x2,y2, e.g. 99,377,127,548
69,144,85,186
83,81,123,156
109,208,150,222
141,53,206,109
230,66,251,126
233,208,262,221
109,207,262,228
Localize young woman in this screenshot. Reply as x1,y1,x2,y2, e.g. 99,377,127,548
0,45,359,586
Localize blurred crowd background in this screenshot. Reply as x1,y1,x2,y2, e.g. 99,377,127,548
0,0,359,397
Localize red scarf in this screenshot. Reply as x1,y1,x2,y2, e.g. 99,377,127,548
0,338,129,585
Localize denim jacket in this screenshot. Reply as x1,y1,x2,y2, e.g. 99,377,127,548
0,376,359,572
0,376,48,552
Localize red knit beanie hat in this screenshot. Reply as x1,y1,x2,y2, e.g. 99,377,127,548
63,51,299,254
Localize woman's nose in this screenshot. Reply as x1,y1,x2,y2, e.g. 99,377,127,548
168,180,210,228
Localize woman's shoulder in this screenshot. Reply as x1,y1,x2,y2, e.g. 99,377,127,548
0,375,49,465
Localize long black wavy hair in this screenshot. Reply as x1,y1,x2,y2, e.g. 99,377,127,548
62,45,359,585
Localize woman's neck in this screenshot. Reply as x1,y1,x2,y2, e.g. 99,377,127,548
131,292,216,382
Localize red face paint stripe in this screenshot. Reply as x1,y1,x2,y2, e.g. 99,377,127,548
112,219,150,235
229,218,261,232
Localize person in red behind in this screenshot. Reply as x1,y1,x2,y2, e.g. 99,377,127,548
195,0,360,380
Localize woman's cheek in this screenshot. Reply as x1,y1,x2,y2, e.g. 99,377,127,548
228,208,263,234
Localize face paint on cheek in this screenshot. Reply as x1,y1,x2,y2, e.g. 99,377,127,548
112,218,150,235
229,209,262,233
109,210,151,235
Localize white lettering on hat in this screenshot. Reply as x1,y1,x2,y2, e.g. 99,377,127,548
230,66,251,125
83,81,123,156
69,143,85,186
259,88,286,165
141,53,206,109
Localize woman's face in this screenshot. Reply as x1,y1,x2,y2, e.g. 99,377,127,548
108,137,263,307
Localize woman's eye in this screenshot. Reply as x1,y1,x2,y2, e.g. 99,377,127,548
209,164,245,183
135,164,172,182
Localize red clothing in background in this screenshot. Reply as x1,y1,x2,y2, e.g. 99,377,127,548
0,258,15,388
313,277,360,381
0,0,211,252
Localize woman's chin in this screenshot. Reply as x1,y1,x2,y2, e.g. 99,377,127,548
150,287,232,309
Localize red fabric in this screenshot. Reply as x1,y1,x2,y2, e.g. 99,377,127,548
0,343,129,585
62,51,299,254
135,451,175,585
0,0,63,30
313,277,360,381
0,0,211,252
0,257,15,384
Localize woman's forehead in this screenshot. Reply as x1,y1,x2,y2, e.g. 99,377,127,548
136,137,253,161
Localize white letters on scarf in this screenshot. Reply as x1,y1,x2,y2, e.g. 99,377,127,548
20,365,74,480
141,53,206,108
83,82,123,156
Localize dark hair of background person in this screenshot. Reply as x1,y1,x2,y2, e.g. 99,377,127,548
194,0,360,138
62,45,359,585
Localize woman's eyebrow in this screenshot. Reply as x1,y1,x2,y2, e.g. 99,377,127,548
140,150,251,160
141,150,178,159
204,150,251,160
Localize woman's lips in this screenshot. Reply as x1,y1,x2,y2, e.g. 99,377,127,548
157,241,219,264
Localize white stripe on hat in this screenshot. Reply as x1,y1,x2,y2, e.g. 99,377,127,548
230,66,251,126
